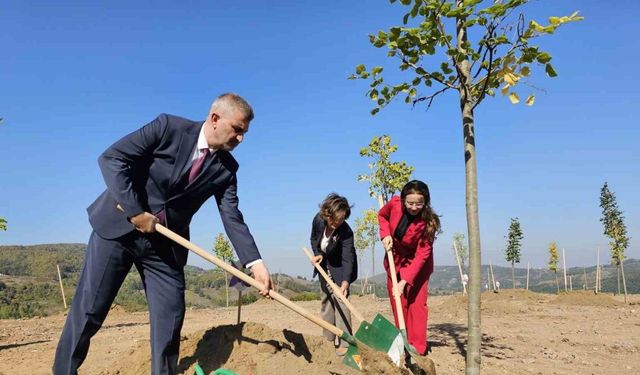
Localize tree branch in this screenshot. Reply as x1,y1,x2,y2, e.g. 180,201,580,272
412,86,450,110
400,55,458,89
472,41,494,110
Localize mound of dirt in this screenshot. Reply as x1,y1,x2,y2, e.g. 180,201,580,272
432,294,467,319
434,290,554,318
551,291,624,307
100,321,415,375
482,289,549,302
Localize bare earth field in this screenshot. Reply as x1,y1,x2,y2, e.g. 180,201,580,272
1,290,638,374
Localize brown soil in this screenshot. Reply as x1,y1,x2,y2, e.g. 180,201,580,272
1,292,639,374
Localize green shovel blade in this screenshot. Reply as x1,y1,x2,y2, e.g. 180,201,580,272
342,314,405,370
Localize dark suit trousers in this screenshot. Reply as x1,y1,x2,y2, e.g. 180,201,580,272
53,231,186,375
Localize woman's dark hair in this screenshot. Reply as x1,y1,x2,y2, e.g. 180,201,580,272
319,193,352,222
400,180,441,242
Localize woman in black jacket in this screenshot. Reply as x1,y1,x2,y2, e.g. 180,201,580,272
310,193,358,356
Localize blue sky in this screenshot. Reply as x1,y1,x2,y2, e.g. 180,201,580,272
1,1,638,279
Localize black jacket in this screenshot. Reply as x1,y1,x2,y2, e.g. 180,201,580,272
310,213,357,284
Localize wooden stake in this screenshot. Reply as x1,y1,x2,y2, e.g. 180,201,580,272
453,242,467,295
562,248,568,292
487,267,491,291
56,264,67,309
526,262,530,291
596,247,600,294
569,275,573,291
489,261,496,291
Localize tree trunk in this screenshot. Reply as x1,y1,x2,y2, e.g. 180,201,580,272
511,262,515,289
358,253,367,295
462,98,481,374
371,242,376,297
555,273,559,294
454,6,481,373
619,257,628,304
617,265,621,295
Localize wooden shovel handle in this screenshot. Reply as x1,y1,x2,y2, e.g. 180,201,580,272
302,247,365,322
386,248,407,330
377,197,407,331
117,205,345,337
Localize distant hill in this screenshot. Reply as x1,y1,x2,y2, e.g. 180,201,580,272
0,244,321,319
1,243,637,319
366,260,640,294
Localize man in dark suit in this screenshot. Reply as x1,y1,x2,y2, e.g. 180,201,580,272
53,93,272,375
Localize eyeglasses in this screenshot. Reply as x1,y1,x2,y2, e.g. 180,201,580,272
404,201,425,208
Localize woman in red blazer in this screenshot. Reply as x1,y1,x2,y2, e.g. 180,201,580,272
378,180,441,355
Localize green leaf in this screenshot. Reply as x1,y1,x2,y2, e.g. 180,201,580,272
356,64,366,74
545,63,557,77
441,62,453,74
508,92,520,104
371,108,380,116
378,31,388,43
410,4,419,18
537,52,552,64
549,16,561,25
530,20,545,32
446,8,466,18
525,95,535,106
369,89,379,100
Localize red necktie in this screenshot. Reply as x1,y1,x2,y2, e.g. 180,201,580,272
154,148,210,225
188,148,210,184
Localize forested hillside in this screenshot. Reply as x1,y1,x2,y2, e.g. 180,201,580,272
1,244,637,319
0,244,320,319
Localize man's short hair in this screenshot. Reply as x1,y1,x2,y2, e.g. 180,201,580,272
211,93,254,122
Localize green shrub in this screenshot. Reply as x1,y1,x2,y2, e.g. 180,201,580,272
291,292,320,301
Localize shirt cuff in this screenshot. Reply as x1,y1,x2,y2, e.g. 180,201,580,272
245,259,263,269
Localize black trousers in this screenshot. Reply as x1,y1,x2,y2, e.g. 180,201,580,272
52,231,186,375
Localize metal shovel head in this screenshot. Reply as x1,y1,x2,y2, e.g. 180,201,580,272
342,314,404,370
373,312,420,356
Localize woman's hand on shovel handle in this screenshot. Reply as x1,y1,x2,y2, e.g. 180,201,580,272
130,212,158,233
250,262,273,297
382,236,393,252
310,255,323,266
340,281,349,297
393,279,407,298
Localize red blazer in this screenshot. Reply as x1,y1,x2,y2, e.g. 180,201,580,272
378,196,433,286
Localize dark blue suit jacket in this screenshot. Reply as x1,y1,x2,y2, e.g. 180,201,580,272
87,113,261,267
310,213,357,284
